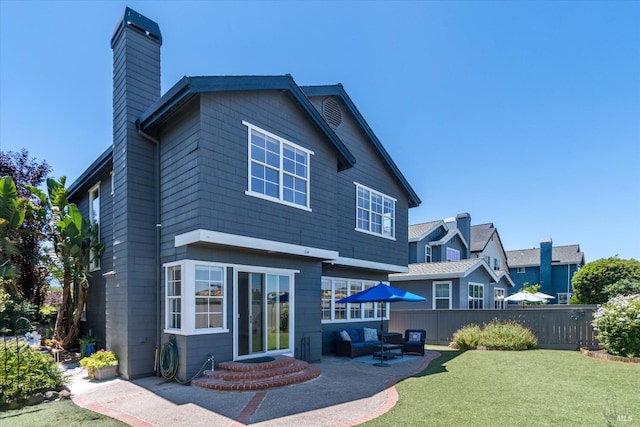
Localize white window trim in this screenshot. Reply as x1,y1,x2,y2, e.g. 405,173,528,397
163,260,229,336
433,281,452,310
468,282,484,310
494,288,505,309
425,245,432,263
243,120,313,211
88,182,100,272
353,182,396,240
321,277,388,324
446,247,460,262
517,267,526,273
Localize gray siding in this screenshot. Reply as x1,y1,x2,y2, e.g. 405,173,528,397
331,102,409,268
71,169,113,348
110,23,161,379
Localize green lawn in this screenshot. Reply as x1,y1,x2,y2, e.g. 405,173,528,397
0,399,125,426
365,346,639,427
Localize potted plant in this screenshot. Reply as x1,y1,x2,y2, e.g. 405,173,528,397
80,349,118,380
79,335,97,357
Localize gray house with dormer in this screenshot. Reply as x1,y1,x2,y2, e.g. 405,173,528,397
391,213,513,310
68,8,420,380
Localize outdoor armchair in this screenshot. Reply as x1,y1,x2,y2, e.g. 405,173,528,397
402,329,426,356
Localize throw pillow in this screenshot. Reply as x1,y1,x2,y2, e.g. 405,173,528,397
364,327,378,342
409,331,422,343
339,330,351,341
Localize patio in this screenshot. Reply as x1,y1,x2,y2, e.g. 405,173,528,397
68,351,439,426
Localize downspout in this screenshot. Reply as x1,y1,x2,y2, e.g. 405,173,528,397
137,125,162,375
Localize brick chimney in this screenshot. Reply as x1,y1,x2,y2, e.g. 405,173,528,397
108,8,162,379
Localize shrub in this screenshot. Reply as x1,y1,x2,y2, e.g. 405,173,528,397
592,294,640,357
451,324,482,349
480,320,538,350
0,340,68,404
80,350,118,372
450,320,537,350
572,258,640,304
604,279,640,299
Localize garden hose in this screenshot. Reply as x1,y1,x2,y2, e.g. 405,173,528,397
159,340,179,380
159,340,212,385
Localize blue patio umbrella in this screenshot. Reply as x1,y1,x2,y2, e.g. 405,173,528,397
337,282,427,366
337,283,427,338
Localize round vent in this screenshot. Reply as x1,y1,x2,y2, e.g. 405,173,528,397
323,97,343,128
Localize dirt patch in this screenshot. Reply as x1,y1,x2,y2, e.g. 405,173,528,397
580,347,640,364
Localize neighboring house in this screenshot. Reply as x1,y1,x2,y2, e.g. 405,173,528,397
67,8,420,380
470,222,509,273
391,213,513,310
506,239,585,304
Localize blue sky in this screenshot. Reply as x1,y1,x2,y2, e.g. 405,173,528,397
1,1,639,262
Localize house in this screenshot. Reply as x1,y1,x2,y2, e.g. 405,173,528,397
506,239,585,304
469,222,509,273
391,213,513,310
67,8,420,380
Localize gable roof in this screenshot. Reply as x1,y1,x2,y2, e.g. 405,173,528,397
408,220,444,242
429,228,469,250
494,270,516,288
470,223,495,253
138,75,357,172
301,84,421,208
390,259,499,282
506,244,584,267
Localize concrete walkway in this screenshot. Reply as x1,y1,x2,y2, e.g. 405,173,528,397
69,351,439,426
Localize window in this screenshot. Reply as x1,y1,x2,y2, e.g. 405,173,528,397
244,121,313,210
166,265,182,329
164,260,227,334
483,255,490,265
558,293,571,304
195,265,224,329
446,248,460,261
355,183,395,239
517,267,526,273
425,245,432,263
321,277,385,323
88,183,100,271
494,288,505,309
494,258,500,270
468,283,484,309
434,282,451,309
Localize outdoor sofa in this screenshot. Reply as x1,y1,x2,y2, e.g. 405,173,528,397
334,327,382,358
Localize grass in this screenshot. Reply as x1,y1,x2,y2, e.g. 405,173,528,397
0,399,126,426
365,346,640,426
2,346,637,426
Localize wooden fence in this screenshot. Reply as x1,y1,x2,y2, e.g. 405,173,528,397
389,305,599,350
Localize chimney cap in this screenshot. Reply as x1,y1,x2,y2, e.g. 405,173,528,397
111,7,162,48
541,238,553,244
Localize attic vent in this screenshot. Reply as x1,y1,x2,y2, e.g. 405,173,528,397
323,97,343,128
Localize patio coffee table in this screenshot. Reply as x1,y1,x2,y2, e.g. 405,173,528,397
372,343,403,361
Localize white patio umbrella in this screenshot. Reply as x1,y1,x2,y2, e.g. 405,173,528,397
504,291,544,308
533,292,555,300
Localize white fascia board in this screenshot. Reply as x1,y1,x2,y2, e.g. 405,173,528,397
175,229,339,260
330,256,409,273
463,260,500,282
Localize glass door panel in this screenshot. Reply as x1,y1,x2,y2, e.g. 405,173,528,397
267,274,290,351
